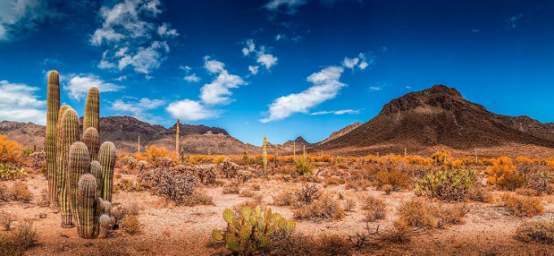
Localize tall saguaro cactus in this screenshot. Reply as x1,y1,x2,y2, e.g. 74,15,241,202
83,127,100,161
68,142,90,225
98,141,116,201
293,140,296,160
83,87,100,134
57,108,80,227
176,119,181,158
262,136,269,174
46,70,60,207
77,174,99,239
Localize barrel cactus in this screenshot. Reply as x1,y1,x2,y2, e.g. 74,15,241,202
98,141,116,201
83,127,100,161
57,108,80,228
83,87,99,134
77,174,99,239
46,70,60,207
68,142,90,224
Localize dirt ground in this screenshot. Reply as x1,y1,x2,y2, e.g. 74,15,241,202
2,173,554,256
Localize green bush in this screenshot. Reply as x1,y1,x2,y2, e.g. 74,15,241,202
212,206,295,255
415,168,477,202
295,158,313,177
0,164,26,181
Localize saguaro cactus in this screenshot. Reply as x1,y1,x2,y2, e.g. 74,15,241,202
57,108,80,227
176,119,181,158
90,161,103,198
262,136,269,174
83,127,100,161
46,70,60,207
83,87,100,134
293,141,296,160
98,141,116,201
77,174,99,239
68,142,90,224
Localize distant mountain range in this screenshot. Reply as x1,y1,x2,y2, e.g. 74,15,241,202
2,85,554,155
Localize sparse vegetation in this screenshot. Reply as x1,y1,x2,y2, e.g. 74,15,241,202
500,193,544,217
363,196,386,222
415,168,478,201
514,219,554,244
397,198,467,229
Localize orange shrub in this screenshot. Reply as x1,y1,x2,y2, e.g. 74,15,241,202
0,136,24,166
135,145,178,165
431,150,451,166
486,156,525,190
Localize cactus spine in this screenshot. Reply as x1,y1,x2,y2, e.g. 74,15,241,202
98,142,116,201
83,127,100,161
68,142,90,225
262,136,268,174
176,119,180,158
83,87,100,134
57,108,80,227
77,174,99,239
46,70,60,207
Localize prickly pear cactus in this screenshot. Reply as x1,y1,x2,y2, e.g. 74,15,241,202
98,141,116,201
57,108,80,228
77,174,99,239
83,87,99,134
211,206,296,255
83,127,100,161
68,142,90,224
46,70,60,207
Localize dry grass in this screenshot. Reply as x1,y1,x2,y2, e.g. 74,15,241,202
293,194,345,221
375,169,411,191
272,189,296,206
514,219,554,244
500,193,544,217
0,211,15,231
121,215,141,235
11,182,32,203
181,189,214,206
363,196,386,222
397,198,467,229
0,220,37,256
222,182,240,194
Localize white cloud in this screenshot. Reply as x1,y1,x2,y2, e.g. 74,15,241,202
90,0,177,75
184,73,200,83
0,0,50,41
241,39,256,56
112,97,165,121
65,74,123,100
257,53,278,69
369,86,382,91
261,66,345,123
248,65,259,75
311,109,359,116
343,52,372,70
264,0,308,14
166,99,217,121
200,57,245,105
0,80,45,124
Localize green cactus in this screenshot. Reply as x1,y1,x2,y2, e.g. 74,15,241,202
262,137,268,174
57,108,80,228
90,160,103,198
83,87,100,134
211,206,296,255
98,141,116,201
77,173,99,239
83,127,100,161
46,70,60,207
68,142,90,225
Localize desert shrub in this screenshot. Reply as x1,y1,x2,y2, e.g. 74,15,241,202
0,211,14,231
181,189,214,206
135,145,178,167
293,194,345,221
0,164,26,181
314,234,353,256
363,196,386,222
220,160,240,178
500,193,543,217
116,177,142,192
397,198,467,229
295,184,321,205
211,206,296,255
514,219,554,244
28,151,45,173
0,136,24,166
0,219,37,256
375,169,411,191
11,182,32,203
295,157,313,177
415,168,478,202
467,185,493,203
121,215,141,235
431,150,451,166
272,189,296,206
0,184,9,201
138,165,200,205
486,156,525,190
239,189,256,198
525,169,552,195
222,181,240,194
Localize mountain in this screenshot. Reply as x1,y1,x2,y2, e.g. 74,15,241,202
316,85,554,154
318,122,362,145
0,116,258,154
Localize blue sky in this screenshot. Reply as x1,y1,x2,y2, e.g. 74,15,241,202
0,0,553,146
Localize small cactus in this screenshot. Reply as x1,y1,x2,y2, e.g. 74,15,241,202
83,87,99,135
46,70,60,207
57,108,80,228
98,213,113,238
68,142,90,224
82,127,100,161
77,174,99,239
98,141,116,201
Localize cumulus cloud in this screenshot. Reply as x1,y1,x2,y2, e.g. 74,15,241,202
241,39,256,56
310,109,359,116
248,65,259,75
166,99,217,121
90,0,177,75
200,57,245,105
257,53,278,69
261,66,345,123
241,39,278,74
0,0,51,41
342,52,372,70
0,80,45,124
112,97,165,121
184,73,200,83
65,74,123,100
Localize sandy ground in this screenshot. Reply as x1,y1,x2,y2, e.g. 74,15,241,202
2,173,554,256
